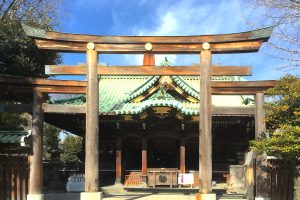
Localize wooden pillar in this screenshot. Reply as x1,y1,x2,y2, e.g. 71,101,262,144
255,93,265,139
115,136,122,184
28,91,44,199
180,137,186,173
143,53,155,66
255,93,269,198
199,43,212,194
142,137,147,176
85,42,99,192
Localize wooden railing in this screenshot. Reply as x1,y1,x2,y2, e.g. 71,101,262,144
0,155,29,200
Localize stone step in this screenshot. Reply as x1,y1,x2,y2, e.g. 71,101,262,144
219,193,246,200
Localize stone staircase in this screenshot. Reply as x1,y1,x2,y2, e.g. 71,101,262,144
218,193,247,200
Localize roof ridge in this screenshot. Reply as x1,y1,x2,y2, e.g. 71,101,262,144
123,76,160,103
114,99,198,115
171,76,200,99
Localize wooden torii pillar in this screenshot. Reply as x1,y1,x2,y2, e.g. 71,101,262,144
27,91,44,200
80,42,101,200
255,93,269,198
197,43,215,200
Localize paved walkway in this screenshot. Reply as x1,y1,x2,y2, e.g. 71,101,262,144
45,193,196,200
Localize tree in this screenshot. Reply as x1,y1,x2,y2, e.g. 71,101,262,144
247,0,300,69
0,0,63,130
61,135,83,163
0,0,62,78
0,112,28,130
250,75,300,158
43,123,61,160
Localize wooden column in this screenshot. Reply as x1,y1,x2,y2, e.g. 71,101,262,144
143,53,155,66
28,91,44,195
199,43,212,194
255,92,269,198
180,137,186,173
85,42,99,192
255,92,265,139
115,136,122,184
142,137,147,176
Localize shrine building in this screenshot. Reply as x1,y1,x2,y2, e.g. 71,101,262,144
46,68,256,186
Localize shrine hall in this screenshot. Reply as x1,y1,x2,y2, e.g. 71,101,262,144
46,67,256,186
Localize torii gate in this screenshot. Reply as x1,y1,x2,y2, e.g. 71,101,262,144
0,25,275,200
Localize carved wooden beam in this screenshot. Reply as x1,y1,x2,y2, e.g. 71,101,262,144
0,74,86,94
45,65,252,76
211,80,277,95
34,40,263,54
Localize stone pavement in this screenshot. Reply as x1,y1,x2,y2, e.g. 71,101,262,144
44,192,247,200
44,193,196,200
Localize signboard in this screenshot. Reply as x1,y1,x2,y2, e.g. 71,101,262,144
178,173,194,185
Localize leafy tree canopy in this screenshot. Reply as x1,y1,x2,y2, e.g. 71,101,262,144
43,123,61,160
250,75,300,158
60,135,82,163
0,0,63,130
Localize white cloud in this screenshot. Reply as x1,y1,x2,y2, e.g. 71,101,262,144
126,0,248,66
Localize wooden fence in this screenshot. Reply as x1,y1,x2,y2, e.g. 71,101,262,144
0,155,29,200
267,159,298,200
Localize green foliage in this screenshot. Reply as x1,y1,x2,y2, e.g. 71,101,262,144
0,20,61,78
43,123,61,159
265,75,300,131
61,135,82,163
0,112,28,130
250,75,300,158
251,125,300,159
0,0,63,130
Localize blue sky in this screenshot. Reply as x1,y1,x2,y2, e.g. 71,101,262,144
56,0,292,81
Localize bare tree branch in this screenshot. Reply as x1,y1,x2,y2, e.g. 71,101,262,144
0,0,7,14
1,0,19,20
247,0,300,70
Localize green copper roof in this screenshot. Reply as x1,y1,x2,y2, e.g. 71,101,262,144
124,76,160,103
0,131,28,144
50,75,253,115
49,95,86,105
172,76,200,99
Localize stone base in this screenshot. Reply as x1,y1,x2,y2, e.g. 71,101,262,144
196,193,216,200
255,198,270,200
115,177,121,184
27,194,44,200
80,192,102,200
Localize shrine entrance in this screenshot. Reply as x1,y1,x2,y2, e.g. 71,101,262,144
123,137,142,171
148,137,179,169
